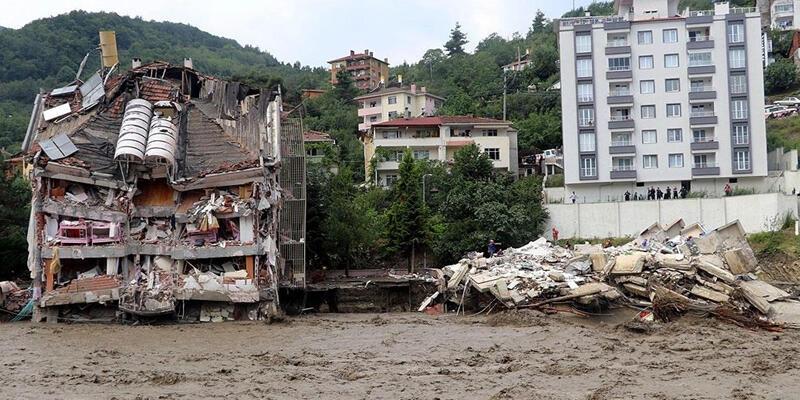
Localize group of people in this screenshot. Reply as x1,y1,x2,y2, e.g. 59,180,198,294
624,186,688,201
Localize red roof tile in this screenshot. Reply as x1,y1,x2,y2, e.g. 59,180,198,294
140,79,176,102
304,130,333,142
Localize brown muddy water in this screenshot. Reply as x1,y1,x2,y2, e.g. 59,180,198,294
1,311,798,399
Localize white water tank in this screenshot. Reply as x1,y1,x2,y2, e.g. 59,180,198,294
114,99,153,161
145,117,178,166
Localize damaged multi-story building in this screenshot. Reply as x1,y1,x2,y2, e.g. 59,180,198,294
19,32,306,322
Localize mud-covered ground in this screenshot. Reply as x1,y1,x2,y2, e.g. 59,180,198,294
2,310,799,400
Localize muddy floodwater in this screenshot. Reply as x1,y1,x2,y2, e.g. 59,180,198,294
1,311,799,399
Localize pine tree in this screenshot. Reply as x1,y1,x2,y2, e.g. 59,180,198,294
444,22,468,56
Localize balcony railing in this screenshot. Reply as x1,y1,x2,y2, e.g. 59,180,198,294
730,7,757,14
730,85,747,94
578,118,595,127
609,89,631,96
728,34,745,43
689,85,714,93
611,140,633,147
688,35,712,42
612,164,635,171
608,65,631,71
610,115,632,121
692,136,716,143
690,110,715,117
733,137,749,145
559,15,625,27
577,95,594,102
580,168,597,177
607,40,629,47
693,162,718,168
688,59,713,67
688,10,714,17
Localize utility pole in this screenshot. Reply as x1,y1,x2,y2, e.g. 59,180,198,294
502,71,507,121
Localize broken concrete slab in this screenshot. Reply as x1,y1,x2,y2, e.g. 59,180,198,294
690,285,730,303
739,280,790,303
589,252,607,273
611,252,647,275
723,248,755,275
695,258,736,284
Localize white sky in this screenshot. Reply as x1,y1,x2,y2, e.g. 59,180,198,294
1,0,597,67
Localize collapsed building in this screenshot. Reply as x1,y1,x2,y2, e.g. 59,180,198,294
19,45,306,322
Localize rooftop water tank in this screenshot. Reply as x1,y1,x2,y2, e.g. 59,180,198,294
114,99,153,162
145,117,178,166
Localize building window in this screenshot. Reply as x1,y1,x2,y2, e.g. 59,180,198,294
637,30,653,44
385,174,399,187
642,129,657,144
693,129,709,143
406,95,412,104
667,128,682,142
727,23,745,44
482,129,498,137
643,154,658,168
579,132,596,152
732,99,748,119
577,83,594,102
575,34,592,53
665,78,680,92
388,96,397,104
413,150,430,160
662,29,678,43
369,116,378,122
664,54,679,68
612,157,634,171
730,74,747,94
669,153,684,168
381,130,400,139
641,105,656,119
775,3,794,13
689,52,712,66
735,150,751,171
578,107,594,127
611,132,632,146
581,157,597,177
733,124,749,145
666,103,681,117
728,48,746,69
485,148,500,160
608,57,631,71
576,59,593,78
388,111,398,119
640,80,655,94
369,101,377,107
639,55,654,69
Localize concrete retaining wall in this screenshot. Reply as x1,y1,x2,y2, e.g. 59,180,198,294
545,193,798,239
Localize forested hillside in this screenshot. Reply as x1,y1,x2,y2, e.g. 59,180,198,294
0,11,327,150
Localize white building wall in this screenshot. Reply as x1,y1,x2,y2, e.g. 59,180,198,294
545,193,798,239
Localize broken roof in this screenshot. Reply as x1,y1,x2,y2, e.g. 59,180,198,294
24,62,281,183
303,130,333,142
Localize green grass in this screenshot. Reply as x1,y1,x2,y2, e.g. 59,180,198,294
544,174,564,188
766,113,800,151
749,228,800,257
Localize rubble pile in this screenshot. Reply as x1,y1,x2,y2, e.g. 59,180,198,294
0,281,32,313
422,220,800,329
120,256,176,315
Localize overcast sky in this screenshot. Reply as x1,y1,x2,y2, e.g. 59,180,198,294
2,0,596,67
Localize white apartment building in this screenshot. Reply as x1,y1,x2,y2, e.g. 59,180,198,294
368,116,519,186
558,0,767,202
758,0,800,30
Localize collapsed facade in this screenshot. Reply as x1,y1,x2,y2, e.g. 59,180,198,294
20,60,305,322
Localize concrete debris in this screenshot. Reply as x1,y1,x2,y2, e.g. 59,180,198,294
420,220,800,329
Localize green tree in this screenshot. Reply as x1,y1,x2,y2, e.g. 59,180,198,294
514,111,562,151
0,165,30,280
332,69,360,102
445,22,468,56
765,58,798,95
452,144,493,181
386,150,427,268
527,10,549,38
320,167,374,276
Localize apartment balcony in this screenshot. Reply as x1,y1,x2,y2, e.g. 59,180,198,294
687,36,715,50
358,122,370,131
577,95,594,105
692,162,720,176
376,161,400,171
610,165,636,180
357,105,382,117
608,115,634,130
691,138,719,151
607,90,633,105
609,141,635,154
688,86,717,101
605,41,631,55
689,111,717,125
687,64,716,75
375,137,442,147
559,15,626,27
606,67,632,80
